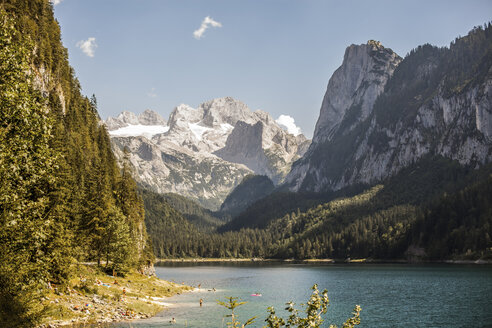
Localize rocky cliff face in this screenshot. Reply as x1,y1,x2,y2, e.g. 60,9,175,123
286,41,401,190
106,97,310,209
287,32,492,192
214,116,310,184
313,40,401,144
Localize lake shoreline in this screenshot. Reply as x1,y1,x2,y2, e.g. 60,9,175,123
157,258,492,265
39,264,193,327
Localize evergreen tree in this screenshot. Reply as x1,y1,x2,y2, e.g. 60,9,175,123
0,10,69,325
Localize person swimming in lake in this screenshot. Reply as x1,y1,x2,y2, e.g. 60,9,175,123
170,317,176,324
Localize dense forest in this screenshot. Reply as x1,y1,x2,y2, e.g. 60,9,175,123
144,156,492,261
0,1,152,325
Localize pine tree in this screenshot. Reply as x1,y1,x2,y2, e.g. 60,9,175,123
0,10,69,325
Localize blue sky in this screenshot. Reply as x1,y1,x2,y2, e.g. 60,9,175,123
52,0,492,138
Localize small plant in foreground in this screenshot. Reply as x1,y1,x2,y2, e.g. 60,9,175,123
217,297,256,328
263,284,361,328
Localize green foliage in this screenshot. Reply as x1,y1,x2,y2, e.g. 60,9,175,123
0,1,152,324
217,297,256,328
143,189,273,259
0,9,67,326
409,173,492,259
161,192,225,231
264,285,361,328
219,190,336,232
103,205,132,273
115,150,153,268
7,0,149,269
338,306,362,328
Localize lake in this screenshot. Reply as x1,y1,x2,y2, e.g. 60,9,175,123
114,262,492,327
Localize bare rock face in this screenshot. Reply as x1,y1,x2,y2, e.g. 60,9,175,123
286,36,492,193
111,135,251,210
215,121,267,177
105,111,139,130
105,110,167,130
313,40,401,144
215,119,310,184
105,98,310,210
286,41,401,191
138,109,167,126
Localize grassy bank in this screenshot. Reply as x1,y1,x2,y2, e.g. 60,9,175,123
39,263,192,327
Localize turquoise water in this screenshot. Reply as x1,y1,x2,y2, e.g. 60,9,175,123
115,263,492,327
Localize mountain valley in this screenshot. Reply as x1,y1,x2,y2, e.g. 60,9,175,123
139,25,492,262
3,1,492,326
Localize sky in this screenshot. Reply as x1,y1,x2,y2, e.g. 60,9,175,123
51,0,492,138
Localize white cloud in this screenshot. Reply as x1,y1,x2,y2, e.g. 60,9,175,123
76,37,97,57
276,115,302,136
147,87,157,98
193,16,222,39
50,0,63,5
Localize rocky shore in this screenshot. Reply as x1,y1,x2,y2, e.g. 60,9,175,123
38,264,192,327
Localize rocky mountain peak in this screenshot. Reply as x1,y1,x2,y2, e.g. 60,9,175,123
105,109,167,131
199,97,253,127
168,104,202,131
312,41,401,144
118,110,139,124
104,111,139,130
138,109,167,126
367,39,383,49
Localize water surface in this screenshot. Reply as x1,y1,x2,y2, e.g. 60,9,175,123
114,262,492,327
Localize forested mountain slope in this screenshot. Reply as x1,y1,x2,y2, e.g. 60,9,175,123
149,158,492,261
141,189,272,259
159,192,224,231
0,1,152,325
218,175,275,217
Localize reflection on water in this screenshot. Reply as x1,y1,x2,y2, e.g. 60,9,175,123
111,262,492,327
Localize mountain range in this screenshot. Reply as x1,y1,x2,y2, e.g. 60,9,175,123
105,97,310,209
140,24,492,261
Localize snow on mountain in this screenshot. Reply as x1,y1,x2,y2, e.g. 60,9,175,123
109,124,169,139
188,122,212,141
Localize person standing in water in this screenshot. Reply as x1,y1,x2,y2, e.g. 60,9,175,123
199,298,203,307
